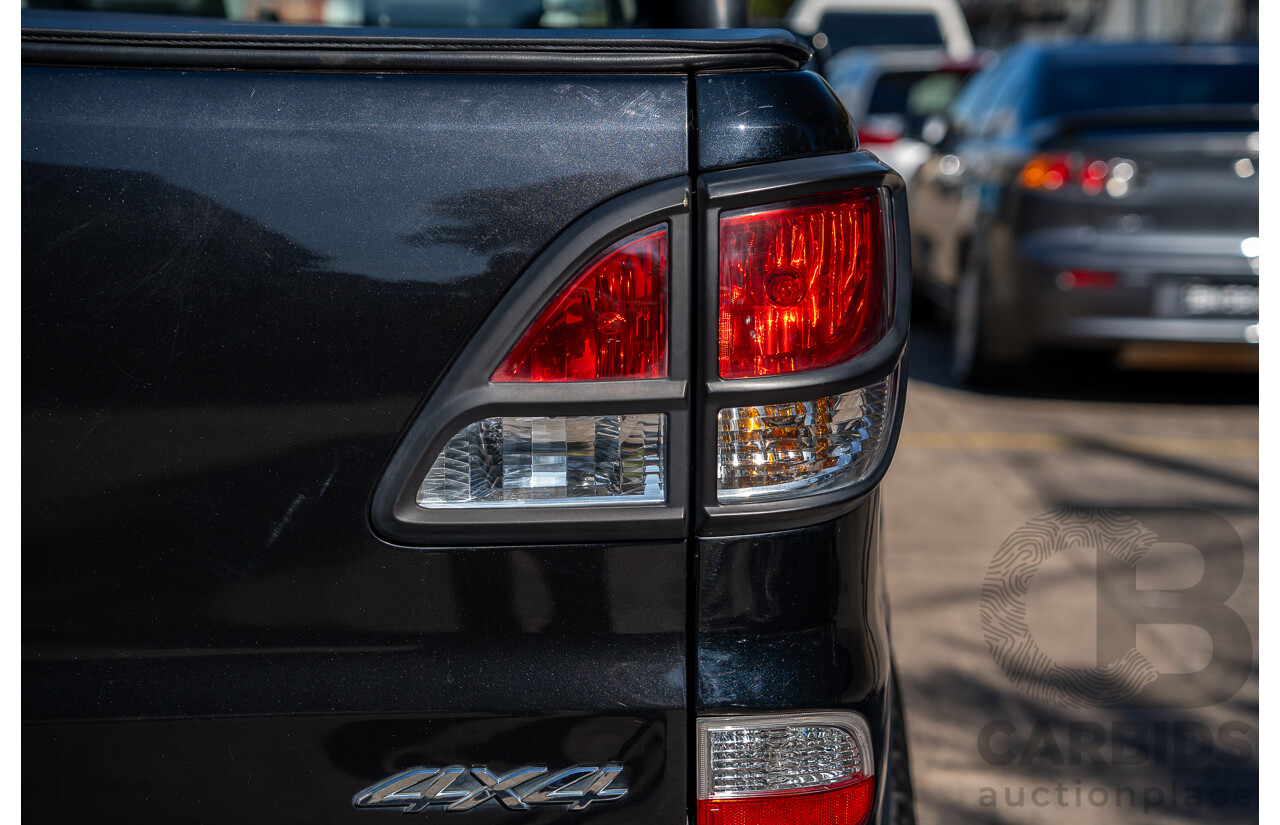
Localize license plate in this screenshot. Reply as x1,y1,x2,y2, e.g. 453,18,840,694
1179,283,1258,317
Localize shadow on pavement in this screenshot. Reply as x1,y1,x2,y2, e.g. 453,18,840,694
1061,435,1258,492
906,662,1258,824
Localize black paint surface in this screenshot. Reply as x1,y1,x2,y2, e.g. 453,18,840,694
23,55,894,825
696,497,893,819
696,70,857,171
23,65,689,823
28,712,687,824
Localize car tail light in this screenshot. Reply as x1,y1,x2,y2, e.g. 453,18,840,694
717,373,896,502
855,128,900,146
1056,269,1118,290
416,413,665,507
718,191,887,379
494,227,667,382
696,712,875,825
1020,154,1138,196
856,114,905,147
1080,159,1110,195
376,172,904,543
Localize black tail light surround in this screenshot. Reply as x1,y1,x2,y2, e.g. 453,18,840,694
371,154,908,547
371,176,693,546
695,152,910,537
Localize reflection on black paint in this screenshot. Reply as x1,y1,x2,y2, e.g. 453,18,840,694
403,171,633,256
22,67,688,668
697,501,885,710
697,71,856,171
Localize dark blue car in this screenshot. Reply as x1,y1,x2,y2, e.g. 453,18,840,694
909,42,1258,382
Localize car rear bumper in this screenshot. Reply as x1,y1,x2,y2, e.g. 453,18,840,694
23,500,897,825
1050,317,1257,345
1016,229,1258,350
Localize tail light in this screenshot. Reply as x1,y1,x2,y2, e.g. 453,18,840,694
1020,153,1139,196
713,188,897,506
417,225,671,510
416,413,665,508
855,115,905,147
717,375,896,502
375,169,904,543
696,712,875,825
1056,269,1118,290
718,191,886,379
494,227,667,382
855,128,900,146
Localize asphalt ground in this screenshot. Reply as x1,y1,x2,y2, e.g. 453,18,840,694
882,319,1259,824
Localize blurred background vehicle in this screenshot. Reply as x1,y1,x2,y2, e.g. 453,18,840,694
19,0,743,27
908,41,1258,383
785,0,975,70
764,8,1257,825
825,47,986,182
30,0,1258,45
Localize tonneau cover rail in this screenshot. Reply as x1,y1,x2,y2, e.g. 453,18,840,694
22,16,811,73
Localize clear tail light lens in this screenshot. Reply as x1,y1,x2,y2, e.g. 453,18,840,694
717,373,896,503
696,712,875,825
416,414,665,508
718,191,888,379
494,227,667,383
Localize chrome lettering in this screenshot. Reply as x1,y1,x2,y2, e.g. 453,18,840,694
353,763,629,813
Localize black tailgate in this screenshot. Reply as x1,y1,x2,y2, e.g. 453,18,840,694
20,19,815,822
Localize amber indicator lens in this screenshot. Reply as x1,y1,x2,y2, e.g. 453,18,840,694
718,191,887,379
494,226,667,383
716,373,896,503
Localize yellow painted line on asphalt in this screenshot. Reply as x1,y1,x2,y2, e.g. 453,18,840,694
897,431,1258,458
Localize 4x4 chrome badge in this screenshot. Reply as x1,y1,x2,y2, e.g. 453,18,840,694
352,763,627,813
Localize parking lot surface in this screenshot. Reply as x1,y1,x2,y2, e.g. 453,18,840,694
882,320,1258,824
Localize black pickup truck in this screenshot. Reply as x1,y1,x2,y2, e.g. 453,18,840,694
22,6,913,824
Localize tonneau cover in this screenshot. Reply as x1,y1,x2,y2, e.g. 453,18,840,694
22,11,811,73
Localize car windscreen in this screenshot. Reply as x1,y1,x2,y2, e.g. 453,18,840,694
869,69,971,116
1035,57,1259,119
817,11,945,53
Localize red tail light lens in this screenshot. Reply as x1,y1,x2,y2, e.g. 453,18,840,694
1043,157,1071,190
697,778,875,825
1081,159,1110,195
1057,269,1118,290
855,128,900,145
493,227,667,382
718,191,888,379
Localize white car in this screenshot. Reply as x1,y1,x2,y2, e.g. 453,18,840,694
825,48,985,182
787,0,974,62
